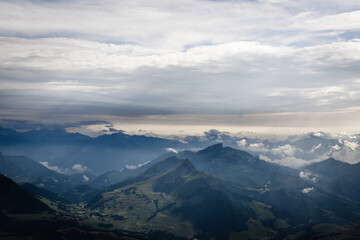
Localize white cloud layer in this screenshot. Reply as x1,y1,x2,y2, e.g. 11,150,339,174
238,131,360,168
343,140,359,151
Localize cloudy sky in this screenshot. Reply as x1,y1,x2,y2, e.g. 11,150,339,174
0,0,360,135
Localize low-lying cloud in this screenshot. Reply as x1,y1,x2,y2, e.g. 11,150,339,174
236,131,360,168
299,170,318,183
72,164,88,173
166,148,178,154
40,161,69,174
301,187,315,194
125,160,151,170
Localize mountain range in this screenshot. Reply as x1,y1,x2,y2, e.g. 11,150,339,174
0,127,186,174
1,126,360,239
1,127,359,173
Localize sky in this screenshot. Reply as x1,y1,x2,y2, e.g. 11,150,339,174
0,0,360,136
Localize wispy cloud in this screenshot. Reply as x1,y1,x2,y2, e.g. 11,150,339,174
166,147,178,154
40,161,69,174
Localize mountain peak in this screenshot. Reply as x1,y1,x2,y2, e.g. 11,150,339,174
323,158,337,163
175,159,196,174
198,143,223,153
153,159,196,194
311,158,343,167
140,156,184,179
305,157,360,177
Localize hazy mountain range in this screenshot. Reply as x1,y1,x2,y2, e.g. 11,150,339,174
1,126,360,239
1,127,359,174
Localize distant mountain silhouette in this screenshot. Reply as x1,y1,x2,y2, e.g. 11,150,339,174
0,127,185,173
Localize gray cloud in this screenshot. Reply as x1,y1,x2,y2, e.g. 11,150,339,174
0,0,359,134
0,118,109,130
